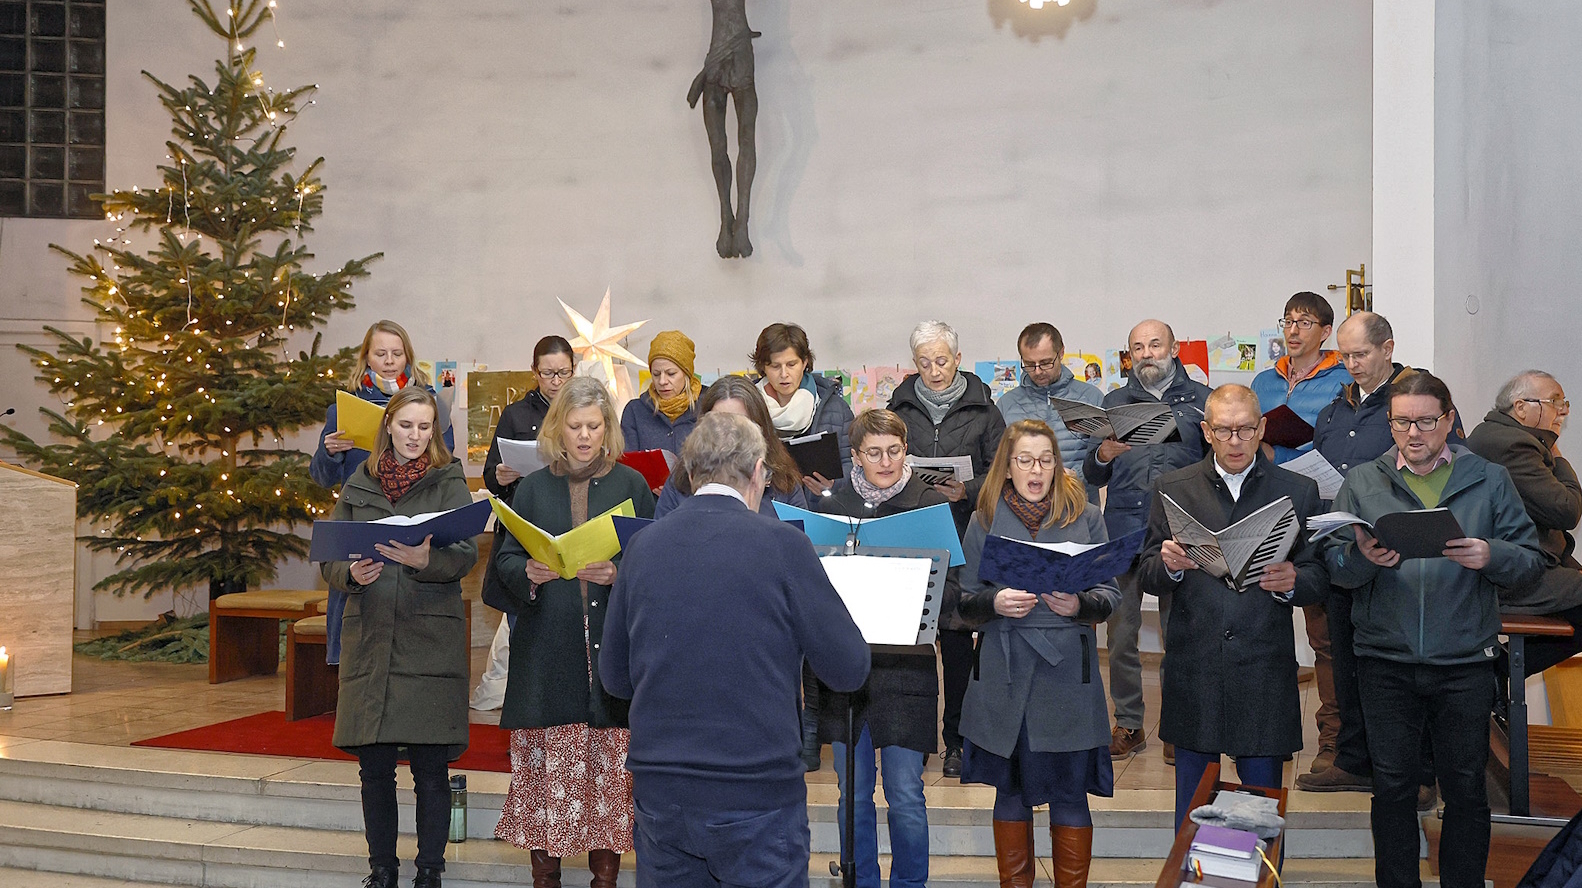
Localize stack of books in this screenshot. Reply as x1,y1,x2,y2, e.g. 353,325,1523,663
1187,824,1266,883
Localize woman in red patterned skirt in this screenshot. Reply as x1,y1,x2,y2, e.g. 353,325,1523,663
491,377,656,888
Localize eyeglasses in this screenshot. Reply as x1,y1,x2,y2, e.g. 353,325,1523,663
1011,454,1057,470
537,369,574,380
915,356,955,370
1388,414,1448,432
1020,359,1059,373
1279,317,1321,331
1208,426,1259,442
1520,397,1571,410
860,445,907,462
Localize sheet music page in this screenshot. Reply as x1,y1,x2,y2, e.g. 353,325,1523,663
1161,493,1232,578
1049,397,1115,439
907,455,975,484
817,555,933,645
1108,402,1177,445
497,438,546,475
1282,449,1345,501
1214,497,1298,590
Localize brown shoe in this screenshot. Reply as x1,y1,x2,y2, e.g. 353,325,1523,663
1295,765,1372,793
992,820,1036,888
1417,783,1439,812
1163,742,1175,766
588,849,621,888
1309,747,1337,774
530,850,561,888
1109,726,1146,760
1050,824,1093,888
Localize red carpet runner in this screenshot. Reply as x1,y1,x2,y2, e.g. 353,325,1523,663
133,711,512,773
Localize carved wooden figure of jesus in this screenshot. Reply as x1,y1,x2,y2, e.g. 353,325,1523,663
687,0,759,259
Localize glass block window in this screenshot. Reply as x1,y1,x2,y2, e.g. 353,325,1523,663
0,0,105,218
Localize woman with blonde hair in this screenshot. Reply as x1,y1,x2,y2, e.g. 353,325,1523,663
619,330,702,455
957,420,1119,888
311,319,453,666
494,377,656,888
321,386,476,888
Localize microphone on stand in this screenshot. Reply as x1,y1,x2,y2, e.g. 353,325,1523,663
845,500,876,555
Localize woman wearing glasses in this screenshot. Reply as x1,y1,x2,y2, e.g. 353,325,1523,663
814,409,948,888
956,420,1119,888
887,319,1007,778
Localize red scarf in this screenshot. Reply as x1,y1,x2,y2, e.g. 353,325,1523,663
1002,486,1051,537
376,450,431,503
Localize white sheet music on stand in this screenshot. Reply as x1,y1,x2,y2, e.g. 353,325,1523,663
497,438,547,476
817,555,933,645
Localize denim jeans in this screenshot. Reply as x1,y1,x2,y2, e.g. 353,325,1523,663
633,794,810,888
833,724,929,888
1358,657,1495,888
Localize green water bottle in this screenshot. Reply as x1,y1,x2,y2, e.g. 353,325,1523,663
449,774,467,843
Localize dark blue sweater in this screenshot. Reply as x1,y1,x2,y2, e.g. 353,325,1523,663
600,494,870,810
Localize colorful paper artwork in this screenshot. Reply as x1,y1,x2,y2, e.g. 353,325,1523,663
850,366,908,414
1208,335,1258,373
1258,329,1286,371
974,361,1021,402
1178,340,1211,386
820,369,853,404
1102,349,1131,392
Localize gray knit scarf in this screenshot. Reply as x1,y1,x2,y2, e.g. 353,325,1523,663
915,371,968,426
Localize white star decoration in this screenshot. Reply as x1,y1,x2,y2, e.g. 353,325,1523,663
559,289,647,407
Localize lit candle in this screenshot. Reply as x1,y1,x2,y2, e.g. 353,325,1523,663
0,646,11,711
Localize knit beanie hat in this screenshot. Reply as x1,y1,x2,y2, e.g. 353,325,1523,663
648,330,697,378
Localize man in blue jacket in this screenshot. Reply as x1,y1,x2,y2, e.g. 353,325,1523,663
1323,372,1543,888
1082,319,1211,762
997,322,1105,503
601,412,871,888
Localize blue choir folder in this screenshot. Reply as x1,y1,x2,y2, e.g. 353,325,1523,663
977,528,1145,594
614,514,802,551
309,498,493,563
772,501,966,567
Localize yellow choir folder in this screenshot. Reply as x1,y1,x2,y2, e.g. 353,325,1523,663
335,390,387,452
488,496,635,580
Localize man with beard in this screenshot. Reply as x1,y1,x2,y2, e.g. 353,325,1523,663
1082,319,1212,762
998,322,1105,503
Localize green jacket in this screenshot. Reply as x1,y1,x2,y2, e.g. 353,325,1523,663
322,458,478,754
494,464,655,730
1323,446,1544,665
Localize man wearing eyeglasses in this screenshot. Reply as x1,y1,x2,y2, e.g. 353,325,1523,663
1082,319,1211,763
1467,370,1582,676
1135,384,1327,830
1251,292,1352,465
1323,372,1543,888
997,322,1105,503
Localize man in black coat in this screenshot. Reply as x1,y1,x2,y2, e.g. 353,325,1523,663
1467,369,1582,675
1136,385,1328,828
601,413,870,888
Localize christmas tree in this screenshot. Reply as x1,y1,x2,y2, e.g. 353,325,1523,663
1,0,380,600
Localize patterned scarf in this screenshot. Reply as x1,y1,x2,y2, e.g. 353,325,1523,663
1002,485,1051,537
376,450,431,503
550,452,611,483
849,463,913,507
362,366,410,396
915,371,968,426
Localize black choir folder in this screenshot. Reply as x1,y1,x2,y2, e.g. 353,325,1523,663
1161,494,1301,592
1049,398,1180,445
1308,508,1466,561
309,499,493,563
783,431,843,480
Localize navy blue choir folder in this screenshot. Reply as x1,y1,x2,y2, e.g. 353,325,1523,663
976,528,1145,595
309,498,493,563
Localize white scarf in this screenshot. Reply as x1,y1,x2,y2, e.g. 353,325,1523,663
759,379,817,434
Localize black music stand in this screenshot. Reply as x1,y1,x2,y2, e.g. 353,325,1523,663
814,544,949,888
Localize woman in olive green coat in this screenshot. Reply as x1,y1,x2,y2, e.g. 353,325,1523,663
322,387,477,888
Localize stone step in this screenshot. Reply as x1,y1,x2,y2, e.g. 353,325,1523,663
0,739,1376,858
0,868,177,887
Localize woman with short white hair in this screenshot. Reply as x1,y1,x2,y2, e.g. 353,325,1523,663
886,319,1006,778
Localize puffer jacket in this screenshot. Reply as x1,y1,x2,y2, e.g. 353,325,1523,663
1081,359,1211,541
1250,351,1351,464
996,364,1105,501
1313,364,1466,481
1323,446,1545,665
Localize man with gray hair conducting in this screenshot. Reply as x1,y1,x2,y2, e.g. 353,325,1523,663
600,412,870,887
1467,369,1582,675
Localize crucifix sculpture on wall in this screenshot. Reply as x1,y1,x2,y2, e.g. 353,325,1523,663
687,0,759,259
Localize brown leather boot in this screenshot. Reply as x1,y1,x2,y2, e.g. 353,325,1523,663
587,848,621,888
991,820,1035,888
530,849,561,888
1051,824,1093,888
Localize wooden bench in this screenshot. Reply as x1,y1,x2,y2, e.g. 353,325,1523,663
283,598,474,722
1496,614,1577,821
208,590,329,684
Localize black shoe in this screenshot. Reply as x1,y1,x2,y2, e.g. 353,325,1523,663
943,745,963,778
362,866,398,888
413,867,442,888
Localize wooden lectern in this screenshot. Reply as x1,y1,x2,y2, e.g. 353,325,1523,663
0,461,76,696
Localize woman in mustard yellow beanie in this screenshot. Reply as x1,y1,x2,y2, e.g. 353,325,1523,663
619,330,702,455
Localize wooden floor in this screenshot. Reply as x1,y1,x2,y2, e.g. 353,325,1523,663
1,629,1575,884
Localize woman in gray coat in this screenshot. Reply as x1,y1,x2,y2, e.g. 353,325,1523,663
322,387,478,888
957,420,1119,888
